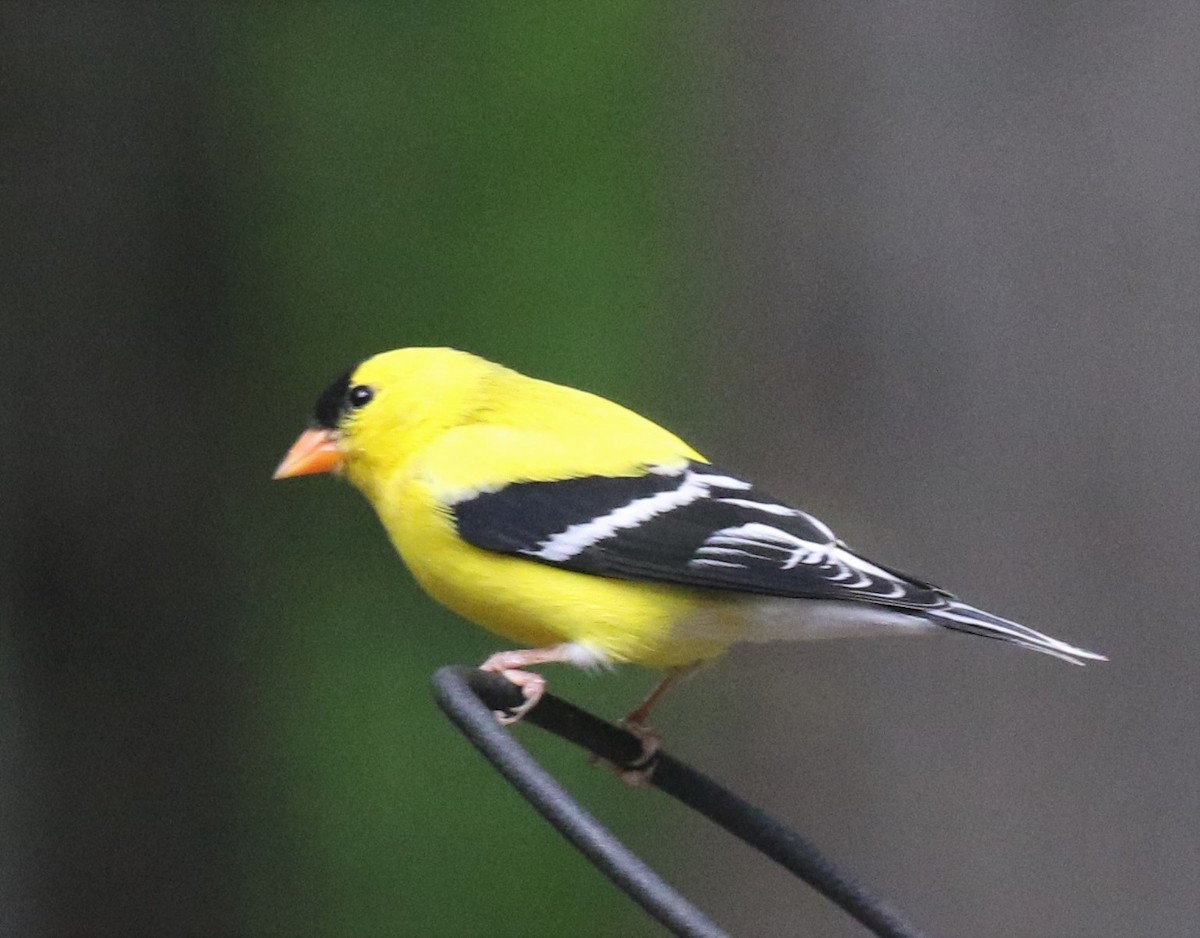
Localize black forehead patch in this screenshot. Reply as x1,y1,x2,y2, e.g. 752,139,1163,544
311,367,356,429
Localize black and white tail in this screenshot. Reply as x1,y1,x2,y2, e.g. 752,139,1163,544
926,601,1107,665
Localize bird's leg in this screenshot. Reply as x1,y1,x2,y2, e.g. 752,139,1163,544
613,662,702,785
478,645,579,725
624,664,694,730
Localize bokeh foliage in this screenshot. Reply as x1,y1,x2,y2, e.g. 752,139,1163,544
216,5,713,935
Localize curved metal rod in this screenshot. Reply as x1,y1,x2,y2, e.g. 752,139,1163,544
432,666,932,938
432,666,729,937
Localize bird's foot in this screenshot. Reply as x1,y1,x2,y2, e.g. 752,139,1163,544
478,652,548,725
592,719,662,787
607,662,693,782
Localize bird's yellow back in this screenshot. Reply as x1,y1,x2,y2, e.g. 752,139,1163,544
342,347,706,499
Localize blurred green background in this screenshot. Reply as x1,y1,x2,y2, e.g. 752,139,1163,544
5,3,1199,937
223,5,713,936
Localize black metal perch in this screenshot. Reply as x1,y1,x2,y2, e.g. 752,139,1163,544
432,666,933,938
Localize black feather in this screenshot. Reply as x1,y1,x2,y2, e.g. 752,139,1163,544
453,461,949,610
311,368,356,430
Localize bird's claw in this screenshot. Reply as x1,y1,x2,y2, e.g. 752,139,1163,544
588,720,662,786
479,655,547,726
618,719,662,767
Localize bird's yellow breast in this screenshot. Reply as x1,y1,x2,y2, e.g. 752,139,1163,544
371,440,738,668
338,353,745,667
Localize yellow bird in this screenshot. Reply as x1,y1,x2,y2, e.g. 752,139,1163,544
274,347,1104,738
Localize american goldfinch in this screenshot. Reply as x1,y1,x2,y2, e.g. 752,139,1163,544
274,347,1104,734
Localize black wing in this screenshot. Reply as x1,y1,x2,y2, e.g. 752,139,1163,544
452,461,951,611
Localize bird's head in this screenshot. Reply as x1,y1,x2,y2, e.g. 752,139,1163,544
273,347,501,498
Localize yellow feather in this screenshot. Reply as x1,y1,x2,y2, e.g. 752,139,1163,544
334,348,739,667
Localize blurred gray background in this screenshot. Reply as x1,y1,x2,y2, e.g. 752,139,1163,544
3,3,1196,936
680,5,1198,936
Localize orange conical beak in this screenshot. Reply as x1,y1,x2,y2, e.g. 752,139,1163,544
273,427,344,479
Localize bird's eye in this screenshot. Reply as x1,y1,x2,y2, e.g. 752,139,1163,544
348,385,374,408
